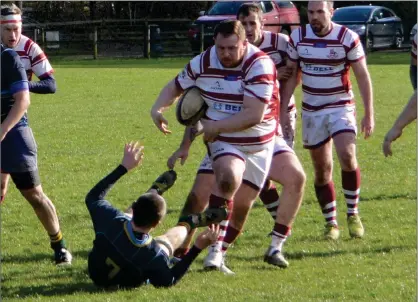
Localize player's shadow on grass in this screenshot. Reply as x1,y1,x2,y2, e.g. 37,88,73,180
1,249,94,264
2,281,100,299
1,252,52,264
227,244,414,263
2,268,113,298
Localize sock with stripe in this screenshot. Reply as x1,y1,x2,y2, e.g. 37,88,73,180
208,194,233,251
49,230,66,251
342,168,361,217
220,225,240,254
259,180,280,220
315,182,338,226
269,223,290,255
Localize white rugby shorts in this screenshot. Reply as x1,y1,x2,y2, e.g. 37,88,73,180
197,138,293,189
273,135,295,157
301,106,357,149
197,140,274,190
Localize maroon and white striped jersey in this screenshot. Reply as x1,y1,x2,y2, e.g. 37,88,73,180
13,35,54,81
412,34,417,61
258,30,295,112
287,23,365,112
175,43,279,151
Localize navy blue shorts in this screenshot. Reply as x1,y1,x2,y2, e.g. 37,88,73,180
1,125,38,173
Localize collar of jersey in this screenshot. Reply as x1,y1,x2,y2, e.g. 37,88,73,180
124,221,153,247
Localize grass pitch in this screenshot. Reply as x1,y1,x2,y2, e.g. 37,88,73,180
0,52,416,301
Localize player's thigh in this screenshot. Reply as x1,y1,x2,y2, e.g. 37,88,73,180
1,126,38,174
154,241,171,259
301,111,330,149
2,126,41,194
12,171,41,193
209,141,246,185
329,108,358,165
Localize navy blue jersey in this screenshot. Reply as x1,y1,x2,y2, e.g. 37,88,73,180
85,165,201,288
1,46,29,125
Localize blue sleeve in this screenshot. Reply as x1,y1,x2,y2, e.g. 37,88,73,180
2,49,29,94
85,165,127,232
11,80,29,95
28,74,57,94
147,246,202,287
87,199,124,233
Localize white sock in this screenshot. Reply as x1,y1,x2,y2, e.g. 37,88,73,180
269,233,286,255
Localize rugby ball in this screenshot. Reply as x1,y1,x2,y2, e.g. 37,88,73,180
176,86,208,126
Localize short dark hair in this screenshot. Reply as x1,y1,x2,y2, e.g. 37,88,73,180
1,3,22,16
236,3,263,21
214,20,246,41
132,193,166,228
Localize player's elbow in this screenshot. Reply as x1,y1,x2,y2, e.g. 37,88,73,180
243,112,262,127
40,76,57,94
85,191,95,205
47,78,57,94
254,113,265,124
247,107,267,125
